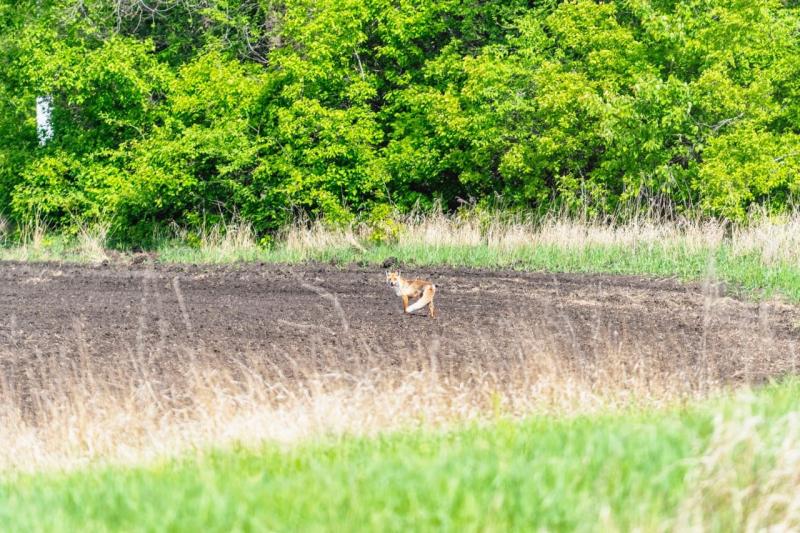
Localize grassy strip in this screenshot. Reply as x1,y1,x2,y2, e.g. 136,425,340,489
2,380,799,531
4,238,800,302
4,214,800,301
157,242,800,302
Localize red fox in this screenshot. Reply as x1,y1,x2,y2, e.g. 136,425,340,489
385,271,437,318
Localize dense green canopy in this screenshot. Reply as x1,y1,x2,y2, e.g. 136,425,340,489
2,0,799,239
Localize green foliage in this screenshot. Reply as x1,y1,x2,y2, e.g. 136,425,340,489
365,204,400,244
698,128,800,219
2,0,800,240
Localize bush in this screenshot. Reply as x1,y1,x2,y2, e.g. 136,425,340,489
2,0,800,241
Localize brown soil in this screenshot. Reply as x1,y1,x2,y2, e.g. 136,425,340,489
2,261,799,411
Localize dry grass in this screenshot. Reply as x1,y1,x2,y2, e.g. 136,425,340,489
164,218,261,262
262,210,800,302
678,406,800,532
731,214,800,266
4,355,800,531
197,219,259,258
0,217,112,263
16,213,48,256
4,208,800,276
2,212,800,529
2,210,800,472
275,209,723,255
75,221,111,263
0,215,8,243
273,208,800,265
281,217,367,254
0,349,642,472
1,302,796,475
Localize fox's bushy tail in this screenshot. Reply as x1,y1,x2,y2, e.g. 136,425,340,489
406,284,436,313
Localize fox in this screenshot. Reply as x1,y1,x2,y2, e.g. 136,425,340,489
385,271,437,318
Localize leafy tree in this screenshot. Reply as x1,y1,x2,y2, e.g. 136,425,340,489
1,0,800,241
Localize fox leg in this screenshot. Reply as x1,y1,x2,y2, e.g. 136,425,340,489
402,295,409,312
426,285,436,317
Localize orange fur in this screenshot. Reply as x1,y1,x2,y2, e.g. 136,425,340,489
385,271,437,317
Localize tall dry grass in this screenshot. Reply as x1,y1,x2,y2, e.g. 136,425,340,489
278,208,800,265
396,210,728,252
1,292,797,474
0,215,8,244
3,208,800,269
2,211,800,529
677,408,800,532
16,213,48,256
76,221,111,263
196,219,259,258
2,208,800,476
0,216,112,263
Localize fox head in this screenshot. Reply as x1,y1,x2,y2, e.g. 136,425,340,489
385,271,402,287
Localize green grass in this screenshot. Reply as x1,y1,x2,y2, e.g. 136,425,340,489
5,238,800,302
4,215,800,302
3,380,800,532
155,241,800,302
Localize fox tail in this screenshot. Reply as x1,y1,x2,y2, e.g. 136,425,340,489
405,285,436,313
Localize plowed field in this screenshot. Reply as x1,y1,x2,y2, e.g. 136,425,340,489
2,261,799,411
